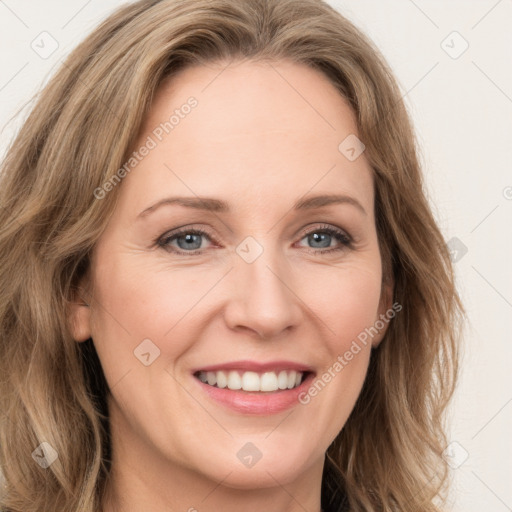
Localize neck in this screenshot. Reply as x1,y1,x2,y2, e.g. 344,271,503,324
101,467,324,512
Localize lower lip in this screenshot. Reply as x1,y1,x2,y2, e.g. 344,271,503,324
193,373,315,415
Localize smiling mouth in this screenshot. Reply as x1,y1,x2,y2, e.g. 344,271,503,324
194,369,311,392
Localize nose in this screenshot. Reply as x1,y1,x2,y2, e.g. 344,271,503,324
223,244,304,340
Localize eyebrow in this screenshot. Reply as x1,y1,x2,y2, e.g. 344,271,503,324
137,193,367,218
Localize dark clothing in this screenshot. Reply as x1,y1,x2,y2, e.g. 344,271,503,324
321,456,350,512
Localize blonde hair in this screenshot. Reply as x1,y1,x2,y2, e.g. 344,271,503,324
0,0,463,510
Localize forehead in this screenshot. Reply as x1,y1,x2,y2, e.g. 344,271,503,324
122,59,374,216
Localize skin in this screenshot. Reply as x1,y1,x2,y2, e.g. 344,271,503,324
70,58,393,512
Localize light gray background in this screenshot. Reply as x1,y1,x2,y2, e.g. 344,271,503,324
1,1,511,510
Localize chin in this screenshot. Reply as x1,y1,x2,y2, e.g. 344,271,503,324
194,444,316,489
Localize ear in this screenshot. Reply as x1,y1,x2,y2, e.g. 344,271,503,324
67,277,93,343
371,279,394,349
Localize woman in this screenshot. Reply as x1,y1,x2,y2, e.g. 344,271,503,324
0,0,463,511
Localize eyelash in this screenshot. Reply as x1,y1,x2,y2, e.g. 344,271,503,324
156,224,353,256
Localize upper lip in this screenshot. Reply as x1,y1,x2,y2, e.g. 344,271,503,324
192,360,315,374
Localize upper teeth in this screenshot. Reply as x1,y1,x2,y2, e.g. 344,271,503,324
197,370,303,392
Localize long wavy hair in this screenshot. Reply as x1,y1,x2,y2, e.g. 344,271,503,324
0,0,463,510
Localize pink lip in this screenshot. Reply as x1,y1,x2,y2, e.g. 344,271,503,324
191,361,316,415
191,359,314,374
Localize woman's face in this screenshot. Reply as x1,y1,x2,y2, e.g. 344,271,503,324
71,59,391,493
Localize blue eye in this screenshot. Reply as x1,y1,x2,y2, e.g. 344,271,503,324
157,224,352,256
298,226,352,253
172,232,203,250
158,228,213,254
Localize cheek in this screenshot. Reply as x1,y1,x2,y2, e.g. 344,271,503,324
307,263,383,348
88,253,224,366
91,250,382,333
294,267,381,443
89,239,383,385
300,262,381,399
